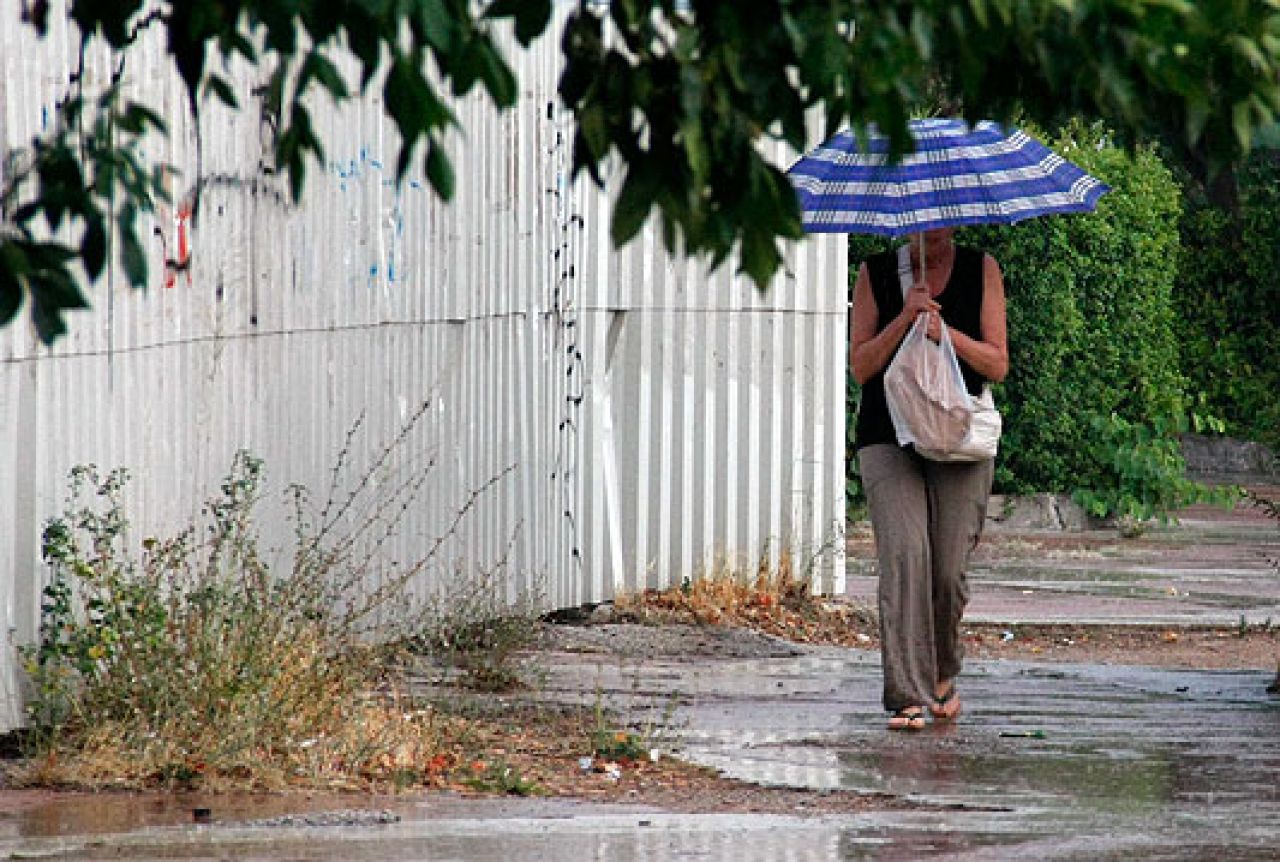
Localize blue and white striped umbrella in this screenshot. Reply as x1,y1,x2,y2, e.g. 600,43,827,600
787,118,1110,235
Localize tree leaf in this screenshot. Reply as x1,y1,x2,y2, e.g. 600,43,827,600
120,226,148,287
302,51,349,101
31,299,68,345
738,228,781,289
425,140,456,200
418,0,461,53
81,217,108,280
610,164,659,246
204,74,240,110
0,243,25,326
476,41,518,108
485,0,552,47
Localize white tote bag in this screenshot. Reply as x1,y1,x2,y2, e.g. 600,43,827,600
885,245,1001,462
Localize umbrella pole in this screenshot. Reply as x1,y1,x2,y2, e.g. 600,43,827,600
915,233,926,290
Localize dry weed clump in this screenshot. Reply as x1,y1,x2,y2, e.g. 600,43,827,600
14,414,532,792
615,552,877,647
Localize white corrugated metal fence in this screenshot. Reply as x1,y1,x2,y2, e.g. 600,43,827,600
0,0,847,732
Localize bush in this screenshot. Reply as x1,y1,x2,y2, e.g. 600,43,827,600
19,456,428,790
1174,150,1280,451
15,414,521,790
968,122,1190,502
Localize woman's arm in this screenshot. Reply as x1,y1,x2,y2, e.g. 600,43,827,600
945,253,1009,383
849,261,940,385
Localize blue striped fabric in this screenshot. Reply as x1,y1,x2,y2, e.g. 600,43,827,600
787,119,1110,235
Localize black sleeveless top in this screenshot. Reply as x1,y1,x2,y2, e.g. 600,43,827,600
853,245,988,451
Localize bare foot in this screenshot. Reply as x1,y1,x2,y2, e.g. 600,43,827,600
888,707,926,731
930,681,962,721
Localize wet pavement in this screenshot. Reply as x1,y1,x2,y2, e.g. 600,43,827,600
846,495,1280,626
537,647,1280,860
2,498,1278,860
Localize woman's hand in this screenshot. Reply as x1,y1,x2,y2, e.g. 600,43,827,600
902,285,939,321
925,310,943,343
902,285,942,342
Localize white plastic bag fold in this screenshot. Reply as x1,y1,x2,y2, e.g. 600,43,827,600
883,313,975,453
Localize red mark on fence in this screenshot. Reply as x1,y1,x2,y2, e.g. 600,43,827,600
164,203,193,289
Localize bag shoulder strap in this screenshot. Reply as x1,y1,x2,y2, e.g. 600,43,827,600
895,244,913,297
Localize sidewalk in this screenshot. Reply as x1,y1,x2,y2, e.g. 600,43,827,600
844,488,1280,626
540,638,1280,861
2,493,1277,861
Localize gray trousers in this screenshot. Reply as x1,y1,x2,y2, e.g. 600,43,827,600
858,444,994,712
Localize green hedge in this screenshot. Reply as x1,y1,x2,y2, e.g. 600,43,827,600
968,124,1189,501
1174,150,1280,451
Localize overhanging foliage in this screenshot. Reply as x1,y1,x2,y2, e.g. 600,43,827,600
2,1,1280,342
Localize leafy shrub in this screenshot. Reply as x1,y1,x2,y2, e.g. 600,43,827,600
19,455,420,790
969,122,1189,499
15,413,517,790
1174,150,1280,451
1072,412,1237,528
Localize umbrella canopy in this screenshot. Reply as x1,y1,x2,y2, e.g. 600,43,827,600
787,118,1110,235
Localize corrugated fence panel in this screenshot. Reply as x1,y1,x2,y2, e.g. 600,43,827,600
0,0,846,731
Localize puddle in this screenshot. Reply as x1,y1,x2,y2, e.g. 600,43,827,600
0,790,417,839
537,648,1280,859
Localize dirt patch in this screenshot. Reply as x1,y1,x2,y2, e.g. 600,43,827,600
962,622,1280,670
534,620,807,660
430,699,915,816
538,615,1280,672
0,693,918,823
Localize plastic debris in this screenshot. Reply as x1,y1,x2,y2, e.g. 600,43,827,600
999,730,1046,739
1001,631,1015,642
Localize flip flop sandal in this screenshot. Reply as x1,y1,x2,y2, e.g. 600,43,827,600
931,683,962,721
888,707,926,731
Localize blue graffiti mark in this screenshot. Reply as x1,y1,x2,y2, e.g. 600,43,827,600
409,180,422,190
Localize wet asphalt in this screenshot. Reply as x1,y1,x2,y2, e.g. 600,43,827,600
2,499,1277,860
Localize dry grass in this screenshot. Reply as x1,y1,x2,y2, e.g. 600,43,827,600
615,553,878,647
13,416,539,794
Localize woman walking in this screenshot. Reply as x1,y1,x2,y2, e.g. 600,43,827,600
849,227,1008,730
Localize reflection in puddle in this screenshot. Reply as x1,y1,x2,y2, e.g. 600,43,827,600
0,791,412,838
